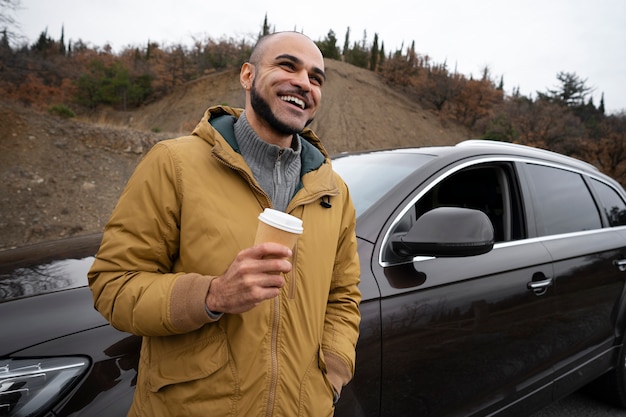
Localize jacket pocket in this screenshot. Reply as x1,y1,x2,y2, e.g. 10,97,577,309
318,347,337,401
297,347,335,416
144,327,232,393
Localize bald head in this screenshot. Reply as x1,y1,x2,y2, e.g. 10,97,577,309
249,32,324,67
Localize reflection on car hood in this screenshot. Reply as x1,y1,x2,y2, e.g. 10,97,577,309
0,234,101,303
0,256,93,302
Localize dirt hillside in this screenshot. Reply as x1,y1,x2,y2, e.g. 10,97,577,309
0,59,469,250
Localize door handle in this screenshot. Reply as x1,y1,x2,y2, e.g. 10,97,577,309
527,278,553,290
527,274,553,295
614,259,626,272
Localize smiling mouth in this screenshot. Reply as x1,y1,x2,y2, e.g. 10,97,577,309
280,95,306,110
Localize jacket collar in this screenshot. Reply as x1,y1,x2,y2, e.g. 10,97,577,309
192,106,339,208
194,106,328,175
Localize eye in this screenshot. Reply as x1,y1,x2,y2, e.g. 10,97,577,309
279,61,296,71
310,75,323,87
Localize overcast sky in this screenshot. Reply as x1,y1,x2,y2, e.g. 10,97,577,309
14,0,626,113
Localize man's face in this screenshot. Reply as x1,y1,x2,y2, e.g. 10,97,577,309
249,79,304,135
245,33,326,136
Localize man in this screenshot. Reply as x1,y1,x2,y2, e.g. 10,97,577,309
88,31,361,417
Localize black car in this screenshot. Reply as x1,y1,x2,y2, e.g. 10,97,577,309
2,139,626,416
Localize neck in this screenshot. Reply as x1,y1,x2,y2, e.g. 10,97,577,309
244,111,295,149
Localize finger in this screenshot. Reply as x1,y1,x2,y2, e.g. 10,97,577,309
258,258,292,275
255,285,282,300
260,273,286,288
253,242,293,259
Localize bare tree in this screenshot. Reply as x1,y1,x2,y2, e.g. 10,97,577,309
0,0,22,46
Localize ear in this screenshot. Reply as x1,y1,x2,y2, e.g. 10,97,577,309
240,62,254,90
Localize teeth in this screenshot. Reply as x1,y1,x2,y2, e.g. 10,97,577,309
280,95,305,109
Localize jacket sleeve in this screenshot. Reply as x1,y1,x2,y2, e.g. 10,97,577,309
322,179,362,394
88,141,215,337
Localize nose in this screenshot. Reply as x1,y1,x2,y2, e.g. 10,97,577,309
291,69,311,91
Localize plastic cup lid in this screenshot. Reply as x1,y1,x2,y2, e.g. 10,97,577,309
258,208,303,234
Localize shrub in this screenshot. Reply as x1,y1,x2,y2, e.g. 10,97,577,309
48,104,75,118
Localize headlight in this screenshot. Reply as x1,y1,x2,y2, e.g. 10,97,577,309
0,357,89,416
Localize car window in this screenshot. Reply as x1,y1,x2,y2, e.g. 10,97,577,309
590,178,626,227
417,165,524,242
524,163,602,236
384,163,523,264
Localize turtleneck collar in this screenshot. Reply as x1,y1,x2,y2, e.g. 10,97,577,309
234,112,302,211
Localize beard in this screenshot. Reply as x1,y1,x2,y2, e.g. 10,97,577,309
250,83,313,135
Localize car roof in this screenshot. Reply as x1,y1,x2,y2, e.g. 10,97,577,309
454,140,599,172
340,139,599,174
333,139,619,243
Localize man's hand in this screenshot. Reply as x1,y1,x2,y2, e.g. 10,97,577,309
206,242,293,314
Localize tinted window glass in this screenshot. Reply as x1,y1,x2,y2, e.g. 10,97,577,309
382,163,524,263
332,152,434,217
525,164,601,236
412,164,522,242
590,178,626,226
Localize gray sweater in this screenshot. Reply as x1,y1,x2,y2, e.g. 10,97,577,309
234,112,302,212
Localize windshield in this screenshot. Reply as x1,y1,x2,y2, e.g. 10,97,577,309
332,152,435,217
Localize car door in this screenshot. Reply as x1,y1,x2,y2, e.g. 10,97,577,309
589,176,626,340
371,161,560,416
520,162,626,398
334,238,383,417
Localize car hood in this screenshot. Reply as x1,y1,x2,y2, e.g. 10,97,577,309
0,235,109,356
0,285,108,356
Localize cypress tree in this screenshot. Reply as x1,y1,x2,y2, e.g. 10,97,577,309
369,33,379,71
599,93,605,115
260,14,270,38
342,27,350,57
59,25,66,55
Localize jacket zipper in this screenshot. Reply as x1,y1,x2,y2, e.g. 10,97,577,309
288,241,298,300
275,149,284,184
215,149,334,414
215,152,282,416
272,149,284,205
266,297,280,417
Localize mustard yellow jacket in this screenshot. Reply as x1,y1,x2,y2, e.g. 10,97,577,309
88,106,361,417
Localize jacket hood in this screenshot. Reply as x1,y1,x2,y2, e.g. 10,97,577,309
191,105,331,162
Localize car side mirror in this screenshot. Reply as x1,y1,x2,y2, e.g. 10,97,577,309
391,207,494,258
